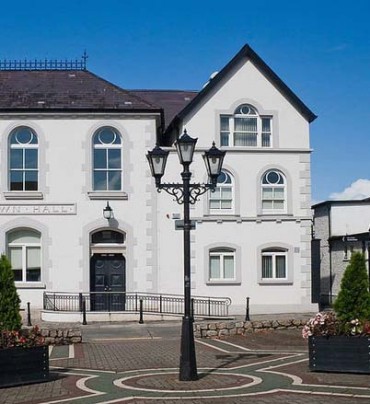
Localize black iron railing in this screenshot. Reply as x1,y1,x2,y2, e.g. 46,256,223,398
43,291,231,318
0,53,88,71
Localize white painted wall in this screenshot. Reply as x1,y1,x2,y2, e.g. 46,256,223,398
331,204,370,236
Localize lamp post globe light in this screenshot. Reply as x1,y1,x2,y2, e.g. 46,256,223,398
146,130,225,381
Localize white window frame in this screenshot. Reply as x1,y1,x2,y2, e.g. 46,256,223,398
8,230,41,283
261,249,287,280
220,104,272,148
261,170,286,214
209,171,234,214
9,127,39,192
93,127,122,192
209,249,235,281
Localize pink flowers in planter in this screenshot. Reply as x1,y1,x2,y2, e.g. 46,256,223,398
302,311,370,339
0,325,45,349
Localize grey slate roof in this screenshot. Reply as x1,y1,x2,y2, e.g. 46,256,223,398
0,70,159,112
130,90,197,129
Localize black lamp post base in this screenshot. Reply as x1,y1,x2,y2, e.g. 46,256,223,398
179,316,198,381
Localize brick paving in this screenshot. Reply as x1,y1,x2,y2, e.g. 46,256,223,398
1,325,370,403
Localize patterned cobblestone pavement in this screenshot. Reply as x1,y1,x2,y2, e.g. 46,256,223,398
1,327,370,403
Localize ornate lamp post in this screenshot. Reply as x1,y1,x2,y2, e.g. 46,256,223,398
146,130,225,381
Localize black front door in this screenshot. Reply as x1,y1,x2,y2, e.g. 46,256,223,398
90,254,126,311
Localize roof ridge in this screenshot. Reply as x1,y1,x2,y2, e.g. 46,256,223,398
131,89,198,93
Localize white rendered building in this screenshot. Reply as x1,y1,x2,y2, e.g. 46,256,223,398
0,45,317,320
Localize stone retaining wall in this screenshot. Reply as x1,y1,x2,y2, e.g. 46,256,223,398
194,319,307,338
40,328,82,345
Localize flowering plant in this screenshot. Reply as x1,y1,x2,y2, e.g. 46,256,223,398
302,311,370,339
0,325,45,349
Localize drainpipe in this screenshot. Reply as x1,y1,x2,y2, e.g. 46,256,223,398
328,205,333,306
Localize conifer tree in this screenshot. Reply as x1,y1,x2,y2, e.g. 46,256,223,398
0,254,22,330
333,251,370,322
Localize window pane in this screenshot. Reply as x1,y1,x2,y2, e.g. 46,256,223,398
98,128,116,144
94,171,107,190
25,171,38,191
262,187,273,199
221,200,232,209
209,200,220,209
27,247,40,268
274,188,285,199
10,149,23,169
9,247,22,269
262,118,271,132
220,117,229,131
210,188,221,199
223,256,234,279
266,171,280,184
221,132,229,146
8,230,40,244
25,149,38,169
235,117,257,131
15,127,36,144
234,133,257,146
108,149,121,169
94,149,107,169
210,256,220,279
26,247,41,282
10,171,23,190
262,256,272,278
108,171,122,190
221,187,232,199
262,133,270,147
26,268,41,282
276,256,286,278
262,200,273,209
273,200,285,210
13,270,22,281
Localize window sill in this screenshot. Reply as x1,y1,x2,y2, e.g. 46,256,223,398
258,212,290,216
15,282,46,289
88,191,128,200
206,280,241,286
206,212,239,217
3,191,43,200
258,280,293,285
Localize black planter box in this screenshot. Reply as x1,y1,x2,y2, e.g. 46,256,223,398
309,335,370,374
0,345,49,388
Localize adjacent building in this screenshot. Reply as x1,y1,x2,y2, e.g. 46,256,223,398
312,198,370,308
0,45,317,320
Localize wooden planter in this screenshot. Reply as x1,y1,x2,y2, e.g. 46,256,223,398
0,345,49,388
309,335,370,374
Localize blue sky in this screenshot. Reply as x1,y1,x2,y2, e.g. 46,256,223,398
0,0,369,202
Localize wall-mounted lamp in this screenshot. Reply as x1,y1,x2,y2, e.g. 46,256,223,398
103,201,113,220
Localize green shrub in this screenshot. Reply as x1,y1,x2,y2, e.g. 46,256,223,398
333,252,370,322
0,255,22,331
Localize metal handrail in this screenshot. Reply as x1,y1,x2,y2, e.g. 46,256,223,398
43,291,231,318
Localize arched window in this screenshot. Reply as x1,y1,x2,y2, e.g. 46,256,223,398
220,104,271,147
7,229,41,282
91,229,125,244
209,248,235,281
93,127,122,191
209,170,233,213
9,127,38,191
261,170,286,212
261,248,287,280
